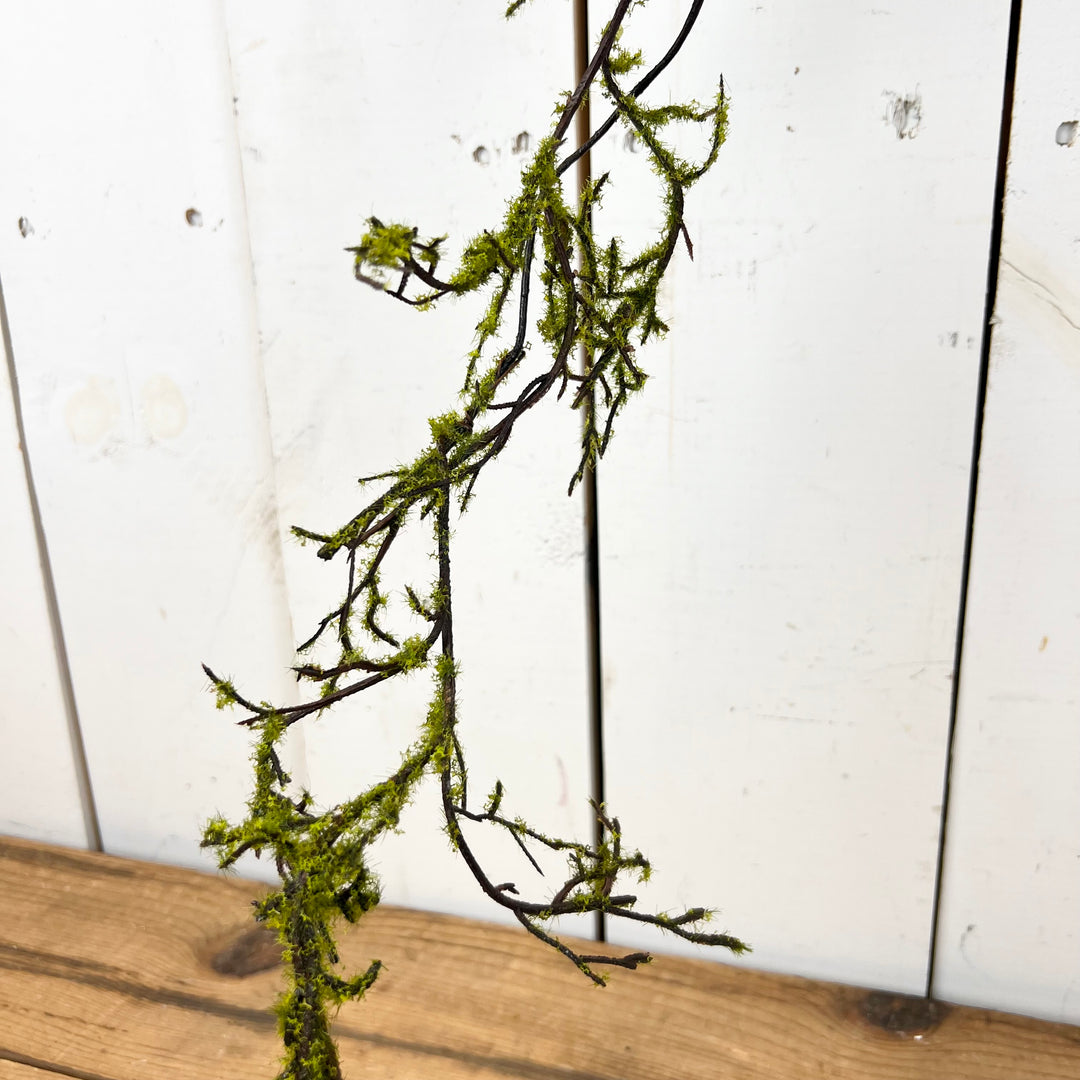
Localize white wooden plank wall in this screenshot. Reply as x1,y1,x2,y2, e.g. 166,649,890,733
0,0,1076,1017
933,0,1080,1024
221,0,594,926
591,0,1010,994
0,2,298,875
0,281,86,847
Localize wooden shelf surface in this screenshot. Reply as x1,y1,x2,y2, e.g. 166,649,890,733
1,835,1078,1079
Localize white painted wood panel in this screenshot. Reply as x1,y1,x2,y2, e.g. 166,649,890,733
0,284,86,847
933,0,1080,1023
593,0,1009,992
223,0,595,927
0,2,296,875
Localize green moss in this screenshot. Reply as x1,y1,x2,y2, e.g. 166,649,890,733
608,45,644,76
201,7,741,1078
211,678,238,710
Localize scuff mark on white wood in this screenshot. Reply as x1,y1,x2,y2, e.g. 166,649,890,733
1055,120,1077,146
1002,257,1080,333
884,90,922,139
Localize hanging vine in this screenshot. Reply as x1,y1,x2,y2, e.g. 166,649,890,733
202,3,746,1077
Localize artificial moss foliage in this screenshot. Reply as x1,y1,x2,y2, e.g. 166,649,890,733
203,4,743,1077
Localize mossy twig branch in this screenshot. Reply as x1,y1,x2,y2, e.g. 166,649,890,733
203,5,743,1077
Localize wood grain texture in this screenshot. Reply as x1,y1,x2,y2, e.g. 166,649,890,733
2,836,1079,1080
0,1062,70,1080
590,0,1011,994
933,0,1080,1023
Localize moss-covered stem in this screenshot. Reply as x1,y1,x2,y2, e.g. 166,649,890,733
203,4,745,1076
557,0,707,178
552,0,633,144
277,872,344,1080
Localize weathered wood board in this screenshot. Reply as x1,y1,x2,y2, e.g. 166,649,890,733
933,0,1080,1024
0,1062,64,1080
590,0,1012,993
4,836,1080,1080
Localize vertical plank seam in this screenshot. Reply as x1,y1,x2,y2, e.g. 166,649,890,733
0,270,102,851
573,0,606,945
925,0,1024,999
215,5,307,783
